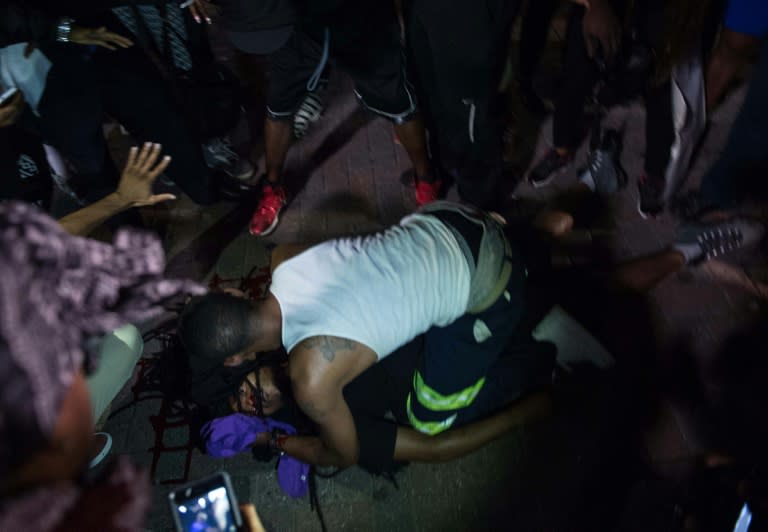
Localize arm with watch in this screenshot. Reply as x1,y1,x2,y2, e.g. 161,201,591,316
0,3,132,50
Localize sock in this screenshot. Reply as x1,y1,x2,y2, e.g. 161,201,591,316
673,241,704,264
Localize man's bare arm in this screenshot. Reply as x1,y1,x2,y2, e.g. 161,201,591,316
58,143,173,236
288,336,376,468
254,390,552,467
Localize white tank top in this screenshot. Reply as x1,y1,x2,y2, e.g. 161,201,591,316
270,213,471,359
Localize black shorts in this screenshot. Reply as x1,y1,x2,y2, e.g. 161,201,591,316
266,17,417,123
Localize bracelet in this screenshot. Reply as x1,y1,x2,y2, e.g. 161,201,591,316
268,429,290,455
56,18,74,43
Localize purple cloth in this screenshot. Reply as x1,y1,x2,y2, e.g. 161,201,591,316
0,201,206,530
202,413,310,498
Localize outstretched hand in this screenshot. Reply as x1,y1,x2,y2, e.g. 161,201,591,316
115,143,176,207
188,0,214,24
70,26,134,50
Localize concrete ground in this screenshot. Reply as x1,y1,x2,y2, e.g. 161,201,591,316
99,32,767,532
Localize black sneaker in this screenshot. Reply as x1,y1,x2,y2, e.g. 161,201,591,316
203,136,255,181
578,128,627,197
674,217,766,265
637,174,665,218
528,149,573,188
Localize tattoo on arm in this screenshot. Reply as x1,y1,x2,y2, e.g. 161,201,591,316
303,336,356,362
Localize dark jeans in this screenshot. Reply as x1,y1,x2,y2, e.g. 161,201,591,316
407,0,520,209
33,44,215,205
553,3,674,179
699,38,768,207
517,0,559,89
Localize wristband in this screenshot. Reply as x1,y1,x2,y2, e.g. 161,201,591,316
56,18,74,43
268,429,289,455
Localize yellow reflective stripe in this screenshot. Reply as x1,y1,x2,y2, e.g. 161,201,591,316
412,371,486,412
406,394,458,435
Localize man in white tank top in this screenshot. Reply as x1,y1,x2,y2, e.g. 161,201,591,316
180,201,528,468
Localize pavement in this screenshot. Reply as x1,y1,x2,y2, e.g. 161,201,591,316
98,37,768,532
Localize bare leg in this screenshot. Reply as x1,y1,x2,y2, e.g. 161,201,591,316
264,118,294,184
393,390,552,463
609,249,685,293
393,116,431,179
705,30,759,111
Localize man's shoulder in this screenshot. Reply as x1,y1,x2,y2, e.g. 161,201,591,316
289,336,377,387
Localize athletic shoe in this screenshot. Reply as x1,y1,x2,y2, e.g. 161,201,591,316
203,136,255,181
249,183,288,236
415,177,444,206
293,91,325,139
674,217,766,264
528,149,573,188
637,174,665,218
578,128,627,197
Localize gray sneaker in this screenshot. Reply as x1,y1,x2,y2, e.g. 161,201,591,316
293,91,325,139
202,136,255,181
674,217,766,264
578,128,627,197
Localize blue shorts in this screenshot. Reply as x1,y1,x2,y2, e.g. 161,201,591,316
724,0,768,37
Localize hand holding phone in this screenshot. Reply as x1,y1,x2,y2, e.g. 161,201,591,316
168,472,244,532
0,88,24,128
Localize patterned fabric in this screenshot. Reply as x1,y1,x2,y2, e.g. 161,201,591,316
113,3,193,71
0,201,205,528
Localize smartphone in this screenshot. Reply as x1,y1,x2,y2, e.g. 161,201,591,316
0,87,19,106
168,472,243,532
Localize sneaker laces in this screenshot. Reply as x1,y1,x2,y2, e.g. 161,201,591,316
205,137,239,165
256,186,285,216
698,225,744,258
587,150,605,176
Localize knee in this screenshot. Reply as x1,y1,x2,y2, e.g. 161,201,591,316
112,324,144,365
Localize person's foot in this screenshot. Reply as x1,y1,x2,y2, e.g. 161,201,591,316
528,149,573,188
673,217,766,265
637,174,665,218
249,182,288,236
293,91,325,139
578,128,627,197
203,136,255,181
88,432,113,469
415,176,444,206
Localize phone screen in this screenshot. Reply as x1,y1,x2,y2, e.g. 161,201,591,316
169,473,242,532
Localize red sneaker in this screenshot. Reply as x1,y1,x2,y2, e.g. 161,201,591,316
415,178,443,206
249,183,287,236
